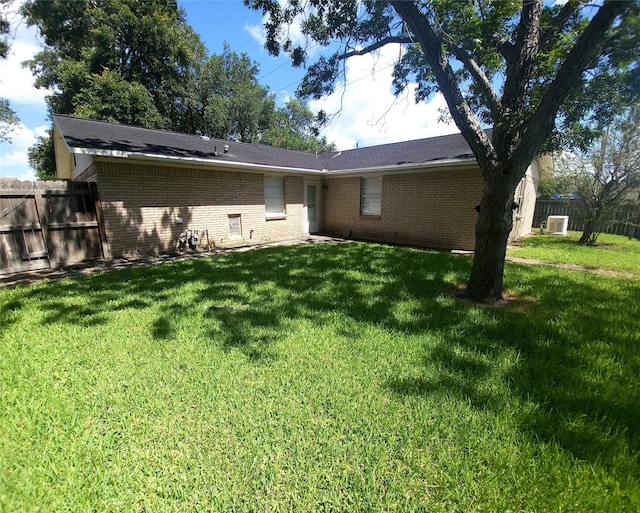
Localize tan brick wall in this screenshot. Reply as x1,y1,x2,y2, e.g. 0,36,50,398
94,161,304,257
322,167,484,250
510,173,538,240
262,176,304,242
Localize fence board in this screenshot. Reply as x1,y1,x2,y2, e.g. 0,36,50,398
0,180,105,275
533,199,640,239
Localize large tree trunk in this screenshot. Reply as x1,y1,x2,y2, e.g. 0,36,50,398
466,170,521,303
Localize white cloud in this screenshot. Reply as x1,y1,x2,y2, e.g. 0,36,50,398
34,124,48,138
245,22,266,47
2,150,27,164
0,15,48,181
0,121,39,180
0,25,48,107
245,1,318,58
309,44,458,150
277,89,291,106
3,120,37,148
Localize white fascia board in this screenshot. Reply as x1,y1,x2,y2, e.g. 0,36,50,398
326,158,477,177
133,153,326,175
76,148,327,175
69,147,130,158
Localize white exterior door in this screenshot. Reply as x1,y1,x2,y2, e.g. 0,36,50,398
304,181,320,234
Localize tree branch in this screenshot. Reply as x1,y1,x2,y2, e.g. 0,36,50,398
522,0,630,167
448,45,502,119
540,0,583,52
389,0,496,175
501,0,543,113
337,36,413,59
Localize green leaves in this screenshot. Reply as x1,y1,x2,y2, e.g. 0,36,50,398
0,98,18,143
22,0,202,128
73,70,162,128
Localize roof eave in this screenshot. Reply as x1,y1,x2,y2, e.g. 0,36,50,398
72,148,326,175
326,158,477,177
67,147,477,176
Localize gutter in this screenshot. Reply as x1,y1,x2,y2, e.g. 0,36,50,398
69,147,327,176
324,158,477,177
68,147,477,177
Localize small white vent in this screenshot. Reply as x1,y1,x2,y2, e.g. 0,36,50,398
228,214,242,239
547,215,568,236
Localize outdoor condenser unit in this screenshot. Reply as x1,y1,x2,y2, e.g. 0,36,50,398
546,215,569,236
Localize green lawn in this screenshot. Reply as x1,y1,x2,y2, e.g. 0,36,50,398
508,231,640,275
1,242,638,512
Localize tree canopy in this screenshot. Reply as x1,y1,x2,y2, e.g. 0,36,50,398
22,0,200,128
247,0,640,302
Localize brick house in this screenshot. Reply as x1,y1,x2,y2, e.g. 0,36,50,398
53,115,539,258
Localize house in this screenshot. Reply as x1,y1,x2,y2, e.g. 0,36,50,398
52,115,539,258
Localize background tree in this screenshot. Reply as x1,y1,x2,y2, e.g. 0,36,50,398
0,0,19,141
261,98,335,152
246,0,639,303
554,106,640,244
200,45,276,142
21,0,202,177
28,127,56,180
22,0,200,127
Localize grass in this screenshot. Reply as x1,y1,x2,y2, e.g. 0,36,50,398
1,241,639,512
508,231,640,275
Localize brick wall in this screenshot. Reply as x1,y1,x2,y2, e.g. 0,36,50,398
510,173,538,241
263,176,304,242
94,161,304,258
322,167,484,250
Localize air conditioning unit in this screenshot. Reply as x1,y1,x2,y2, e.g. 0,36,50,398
547,215,569,236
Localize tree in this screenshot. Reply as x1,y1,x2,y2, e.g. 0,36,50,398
72,70,163,127
555,106,640,244
0,0,19,141
202,46,276,142
0,98,17,142
261,98,336,152
28,127,56,180
22,0,202,128
246,0,640,303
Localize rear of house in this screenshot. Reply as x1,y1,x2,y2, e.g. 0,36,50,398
52,115,539,260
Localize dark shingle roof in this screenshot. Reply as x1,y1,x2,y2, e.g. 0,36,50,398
53,115,325,171
53,115,479,174
326,133,476,171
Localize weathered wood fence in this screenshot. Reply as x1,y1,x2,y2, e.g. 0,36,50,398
533,199,640,239
0,180,105,275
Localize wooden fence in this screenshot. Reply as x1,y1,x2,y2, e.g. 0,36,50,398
0,180,105,275
533,199,640,239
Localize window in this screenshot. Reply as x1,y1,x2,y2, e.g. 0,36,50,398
361,177,382,216
264,176,285,217
228,214,242,239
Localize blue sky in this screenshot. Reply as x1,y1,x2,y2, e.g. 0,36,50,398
0,0,457,180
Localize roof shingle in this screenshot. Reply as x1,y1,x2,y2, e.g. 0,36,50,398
53,115,479,173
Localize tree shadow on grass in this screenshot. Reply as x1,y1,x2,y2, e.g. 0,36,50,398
0,297,24,337
387,262,640,475
12,242,640,474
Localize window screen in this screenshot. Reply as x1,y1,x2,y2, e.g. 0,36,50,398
361,177,382,216
264,176,285,216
